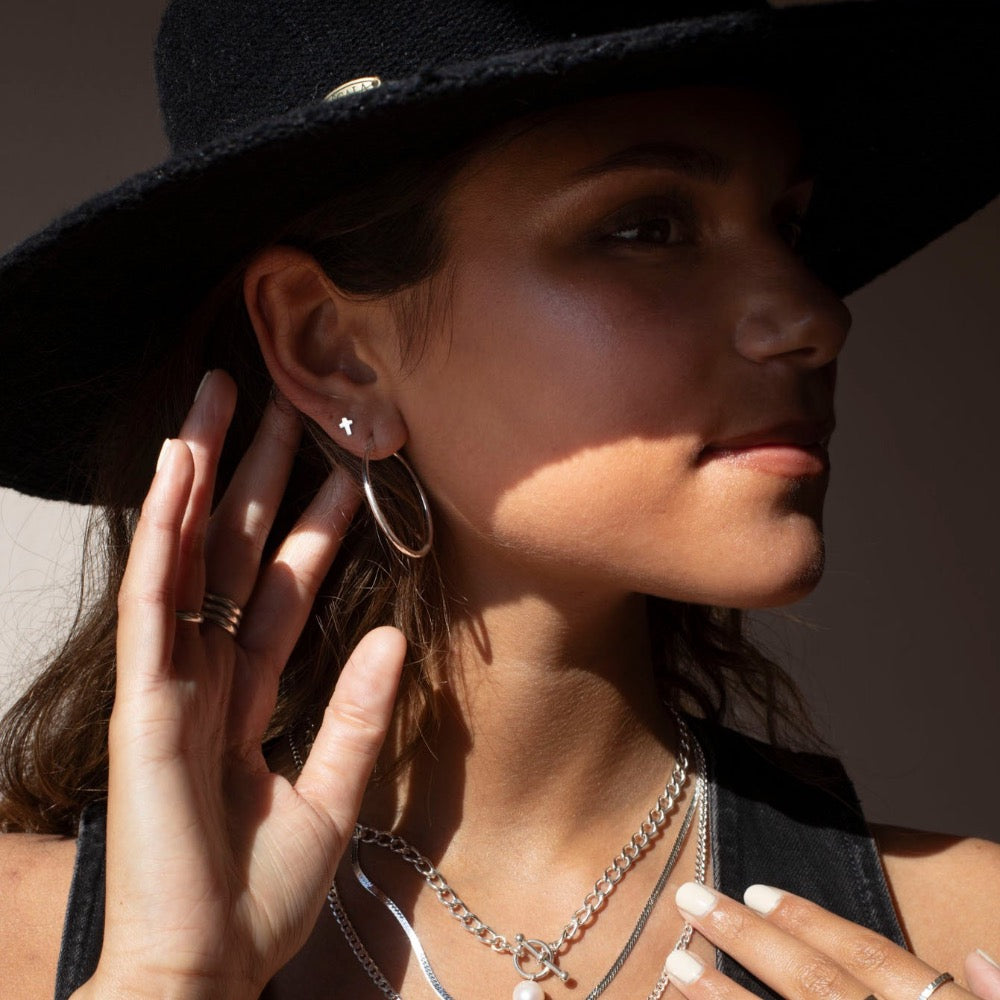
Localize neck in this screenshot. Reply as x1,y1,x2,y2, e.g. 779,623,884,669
361,583,684,873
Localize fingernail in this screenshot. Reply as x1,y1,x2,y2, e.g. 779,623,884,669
194,370,213,402
745,884,783,915
977,949,1000,972
156,438,173,473
676,882,718,918
665,949,706,985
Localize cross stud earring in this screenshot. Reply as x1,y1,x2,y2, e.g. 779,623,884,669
339,416,354,437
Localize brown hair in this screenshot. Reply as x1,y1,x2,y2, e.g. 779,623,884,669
0,125,824,836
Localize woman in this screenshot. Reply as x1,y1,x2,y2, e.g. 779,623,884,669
0,1,997,999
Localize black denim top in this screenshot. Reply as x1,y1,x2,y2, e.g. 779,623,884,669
54,718,906,999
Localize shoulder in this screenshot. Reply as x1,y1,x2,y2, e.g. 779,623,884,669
872,823,1000,971
0,831,77,1000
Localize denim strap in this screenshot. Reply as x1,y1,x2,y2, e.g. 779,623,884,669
688,716,907,998
54,801,106,1000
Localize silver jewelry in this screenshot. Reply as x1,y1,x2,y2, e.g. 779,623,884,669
323,717,710,1000
362,445,434,559
346,753,707,1000
288,723,310,773
288,714,712,1000
339,416,354,436
174,592,242,636
200,591,242,637
645,734,709,1000
349,836,457,999
353,717,692,986
326,881,406,1000
917,973,954,1000
323,75,382,102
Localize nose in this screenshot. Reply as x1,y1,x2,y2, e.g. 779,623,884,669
732,249,851,367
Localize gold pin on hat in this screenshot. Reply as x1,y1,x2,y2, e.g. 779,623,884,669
323,75,382,101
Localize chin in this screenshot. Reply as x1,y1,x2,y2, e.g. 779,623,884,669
729,539,827,610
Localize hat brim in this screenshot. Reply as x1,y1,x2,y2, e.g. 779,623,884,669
1,2,997,503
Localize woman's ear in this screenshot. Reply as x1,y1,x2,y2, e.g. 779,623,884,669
243,246,407,459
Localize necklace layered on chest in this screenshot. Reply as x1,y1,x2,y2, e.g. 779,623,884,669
290,712,709,1000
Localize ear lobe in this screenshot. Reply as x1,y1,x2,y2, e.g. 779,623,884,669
243,245,407,459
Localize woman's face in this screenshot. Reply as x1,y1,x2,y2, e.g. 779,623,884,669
393,87,850,610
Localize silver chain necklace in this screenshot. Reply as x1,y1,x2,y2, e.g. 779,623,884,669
351,717,691,978
290,715,710,1000
337,738,709,1000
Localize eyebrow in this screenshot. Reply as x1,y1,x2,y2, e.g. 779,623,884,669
571,141,733,185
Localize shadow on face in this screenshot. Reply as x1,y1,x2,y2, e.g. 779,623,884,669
381,87,851,612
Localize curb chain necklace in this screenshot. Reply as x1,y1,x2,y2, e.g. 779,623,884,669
288,713,710,1000
336,736,708,1000
352,717,691,979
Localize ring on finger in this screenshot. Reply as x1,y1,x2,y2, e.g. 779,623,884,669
174,593,243,636
201,591,243,637
917,973,954,1000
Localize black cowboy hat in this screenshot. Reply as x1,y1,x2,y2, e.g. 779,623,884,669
1,0,997,504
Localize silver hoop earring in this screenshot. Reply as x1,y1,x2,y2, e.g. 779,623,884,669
361,445,434,559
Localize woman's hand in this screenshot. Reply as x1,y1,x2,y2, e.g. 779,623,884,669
665,883,1000,1000
76,370,406,999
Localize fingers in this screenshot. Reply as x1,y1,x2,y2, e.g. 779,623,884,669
193,374,357,664
294,626,406,842
202,388,302,607
226,465,362,746
116,438,195,698
173,370,238,613
119,366,375,760
239,464,360,655
735,886,961,1000
123,368,367,750
665,883,974,1000
966,952,1000,1000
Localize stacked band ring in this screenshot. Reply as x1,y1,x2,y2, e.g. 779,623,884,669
175,592,243,637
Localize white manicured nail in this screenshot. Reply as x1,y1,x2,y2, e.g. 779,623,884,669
977,949,1000,972
676,882,718,917
156,438,172,473
665,949,706,985
744,884,783,915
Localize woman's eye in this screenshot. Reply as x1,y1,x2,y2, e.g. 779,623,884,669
607,215,683,246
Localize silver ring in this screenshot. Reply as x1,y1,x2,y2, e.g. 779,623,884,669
175,610,205,624
200,591,243,637
917,973,954,1000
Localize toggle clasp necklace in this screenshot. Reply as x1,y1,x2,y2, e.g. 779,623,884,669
512,935,571,984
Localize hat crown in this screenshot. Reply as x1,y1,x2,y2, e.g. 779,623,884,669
155,0,764,153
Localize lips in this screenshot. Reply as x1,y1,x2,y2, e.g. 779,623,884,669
703,418,835,454
699,419,835,477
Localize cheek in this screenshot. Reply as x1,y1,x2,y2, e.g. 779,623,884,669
405,255,723,533
402,253,827,605
475,433,827,606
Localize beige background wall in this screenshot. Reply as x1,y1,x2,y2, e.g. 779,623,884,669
1,1,998,839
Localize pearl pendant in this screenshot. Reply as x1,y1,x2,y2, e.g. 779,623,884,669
512,982,545,1000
